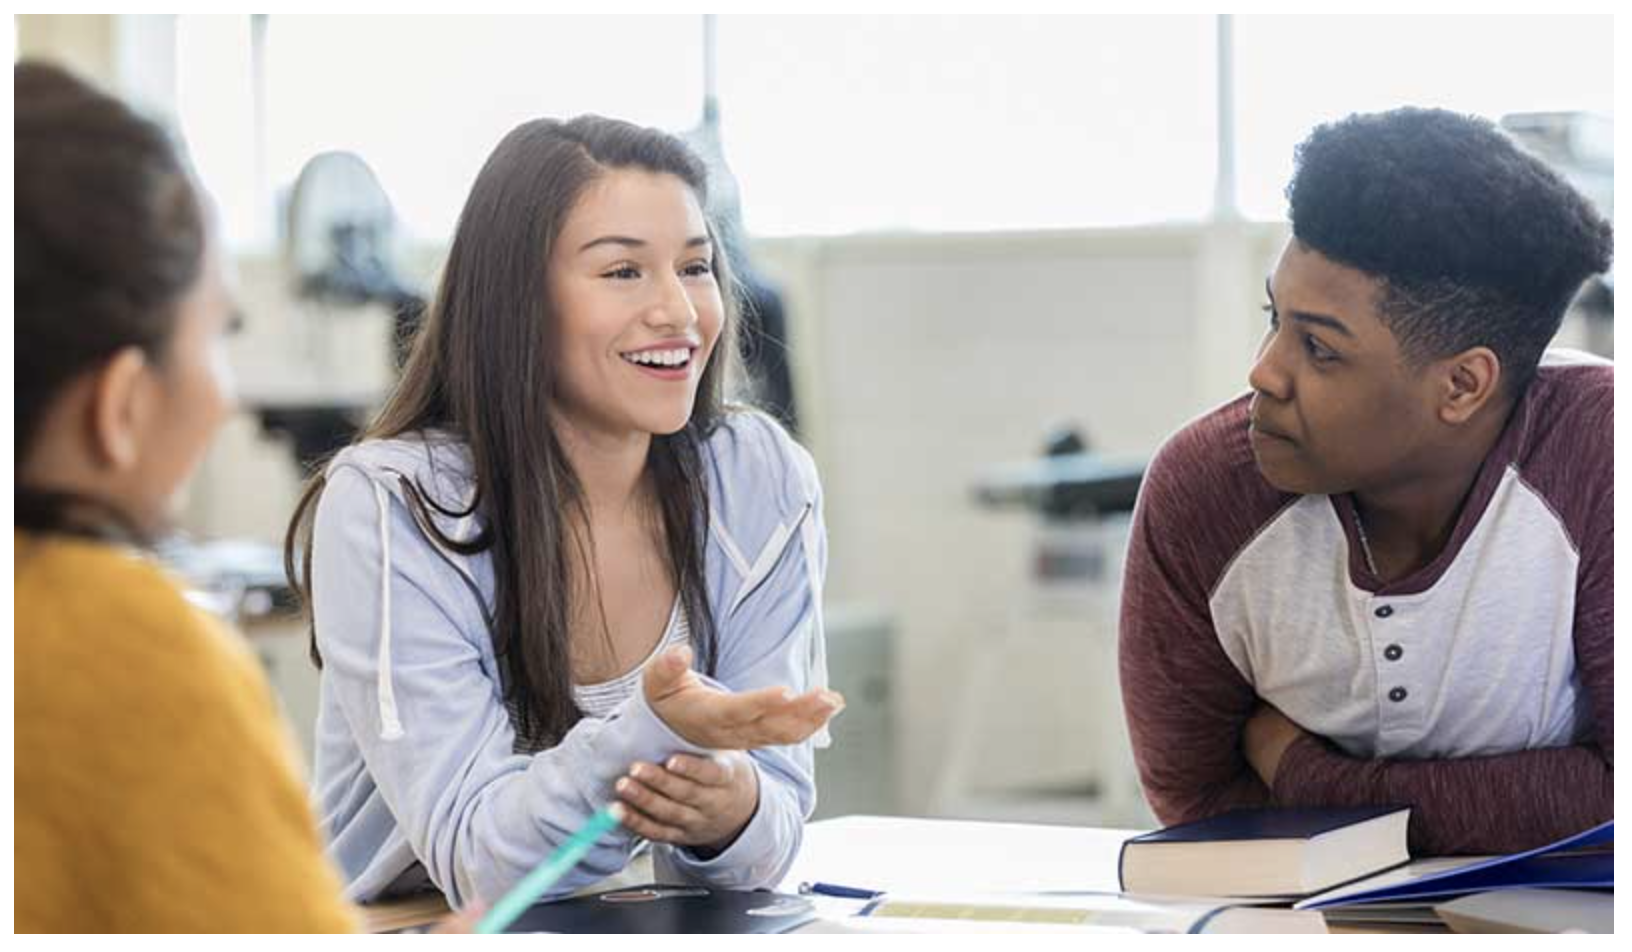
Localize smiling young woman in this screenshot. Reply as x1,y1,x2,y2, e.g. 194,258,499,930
284,116,841,910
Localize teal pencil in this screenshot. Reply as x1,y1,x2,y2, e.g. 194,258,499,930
474,803,626,934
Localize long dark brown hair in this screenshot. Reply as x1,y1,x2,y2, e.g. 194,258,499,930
15,61,206,545
286,116,745,749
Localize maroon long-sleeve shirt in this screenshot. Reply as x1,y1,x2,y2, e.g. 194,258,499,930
1118,354,1613,855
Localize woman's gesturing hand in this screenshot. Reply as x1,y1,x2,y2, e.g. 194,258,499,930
642,644,843,750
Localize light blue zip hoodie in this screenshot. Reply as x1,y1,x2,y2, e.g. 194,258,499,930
307,411,829,907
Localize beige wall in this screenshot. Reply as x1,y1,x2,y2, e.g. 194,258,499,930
757,224,1286,818
16,15,116,86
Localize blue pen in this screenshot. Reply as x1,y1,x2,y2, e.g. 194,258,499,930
475,803,626,934
798,881,884,900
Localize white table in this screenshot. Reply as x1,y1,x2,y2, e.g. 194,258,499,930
779,814,1140,895
775,815,1329,933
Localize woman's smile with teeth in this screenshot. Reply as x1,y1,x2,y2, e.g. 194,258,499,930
622,348,692,367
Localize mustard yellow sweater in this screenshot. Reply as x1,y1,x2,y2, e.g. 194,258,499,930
15,531,358,933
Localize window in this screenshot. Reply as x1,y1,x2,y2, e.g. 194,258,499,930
173,15,1612,244
715,15,1218,235
1232,15,1613,220
176,16,260,244
179,15,703,247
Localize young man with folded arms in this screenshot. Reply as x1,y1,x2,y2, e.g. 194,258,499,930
1119,107,1613,855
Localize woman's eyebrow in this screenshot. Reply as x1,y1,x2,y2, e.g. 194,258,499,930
577,234,712,253
578,235,643,253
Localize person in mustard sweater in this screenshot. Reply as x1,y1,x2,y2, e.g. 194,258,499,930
14,61,368,933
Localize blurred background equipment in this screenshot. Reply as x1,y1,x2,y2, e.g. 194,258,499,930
256,149,426,472
286,149,427,369
935,424,1152,827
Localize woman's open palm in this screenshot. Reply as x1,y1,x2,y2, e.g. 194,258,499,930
643,645,843,750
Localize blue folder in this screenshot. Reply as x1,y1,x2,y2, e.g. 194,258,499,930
1299,820,1612,909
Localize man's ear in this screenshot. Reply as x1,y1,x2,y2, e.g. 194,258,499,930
88,346,153,472
1437,346,1502,426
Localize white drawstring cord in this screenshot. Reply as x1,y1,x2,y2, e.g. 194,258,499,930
799,511,832,749
374,479,405,741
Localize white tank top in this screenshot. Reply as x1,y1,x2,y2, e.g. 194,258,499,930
572,595,692,719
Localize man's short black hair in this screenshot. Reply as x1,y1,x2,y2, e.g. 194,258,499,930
1287,107,1613,396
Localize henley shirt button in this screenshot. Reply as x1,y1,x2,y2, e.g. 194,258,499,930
1384,644,1403,661
1388,686,1408,703
1375,605,1394,619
